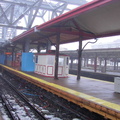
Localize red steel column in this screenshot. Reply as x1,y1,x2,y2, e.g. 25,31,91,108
77,38,82,80
54,33,60,80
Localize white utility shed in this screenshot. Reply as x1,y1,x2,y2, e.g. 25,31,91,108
35,54,69,78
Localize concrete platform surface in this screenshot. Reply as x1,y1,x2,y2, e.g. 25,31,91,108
1,65,120,120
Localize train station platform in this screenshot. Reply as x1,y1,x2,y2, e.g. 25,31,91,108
0,64,120,120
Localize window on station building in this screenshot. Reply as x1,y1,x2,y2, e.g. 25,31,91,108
59,57,64,66
47,56,54,65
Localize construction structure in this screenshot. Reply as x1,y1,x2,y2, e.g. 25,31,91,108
0,0,87,46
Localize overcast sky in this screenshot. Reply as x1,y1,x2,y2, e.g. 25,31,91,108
60,35,120,50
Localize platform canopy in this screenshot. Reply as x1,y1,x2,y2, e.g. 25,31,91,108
3,0,120,49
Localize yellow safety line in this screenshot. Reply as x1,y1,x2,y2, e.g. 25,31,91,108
1,65,120,112
69,74,114,84
82,76,114,84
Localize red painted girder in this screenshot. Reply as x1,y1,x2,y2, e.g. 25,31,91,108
96,31,120,38
37,0,113,30
43,28,95,38
11,0,113,43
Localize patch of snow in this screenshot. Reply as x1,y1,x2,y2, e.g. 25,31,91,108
41,109,49,114
50,117,62,120
44,114,54,119
73,118,81,120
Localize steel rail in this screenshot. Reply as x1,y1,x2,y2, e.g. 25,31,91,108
0,94,20,120
0,75,47,120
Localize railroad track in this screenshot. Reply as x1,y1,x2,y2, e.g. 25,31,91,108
1,94,20,120
0,75,46,120
1,72,110,120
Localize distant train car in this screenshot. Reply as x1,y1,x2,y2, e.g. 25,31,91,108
35,52,69,78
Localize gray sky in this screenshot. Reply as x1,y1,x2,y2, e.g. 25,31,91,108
60,35,120,50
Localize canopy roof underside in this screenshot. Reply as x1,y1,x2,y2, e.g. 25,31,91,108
11,0,120,47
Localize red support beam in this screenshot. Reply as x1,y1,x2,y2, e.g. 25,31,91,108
37,0,113,31
43,28,94,38
71,18,83,32
96,31,120,38
11,0,113,43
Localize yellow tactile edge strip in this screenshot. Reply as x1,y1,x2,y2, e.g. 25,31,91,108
70,74,114,84
1,65,120,120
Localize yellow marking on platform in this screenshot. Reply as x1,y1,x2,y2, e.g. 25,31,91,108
1,65,120,111
82,76,114,84
69,74,114,84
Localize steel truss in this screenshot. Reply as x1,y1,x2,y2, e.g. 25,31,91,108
0,0,87,44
